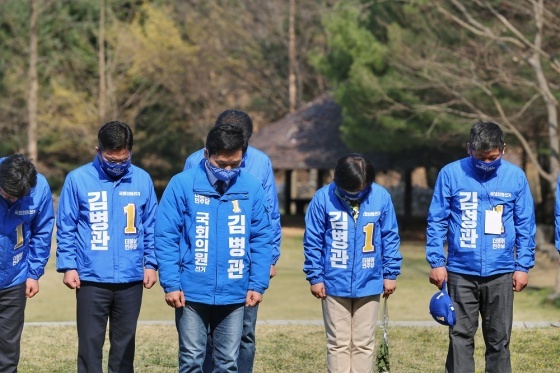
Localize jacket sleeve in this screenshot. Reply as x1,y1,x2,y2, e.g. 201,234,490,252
154,177,184,293
247,184,273,294
303,192,326,285
425,170,450,269
514,173,536,272
142,177,158,270
27,179,55,280
555,173,560,253
261,157,282,265
56,175,79,272
380,190,402,280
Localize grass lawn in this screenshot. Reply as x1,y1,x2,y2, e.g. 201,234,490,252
20,226,560,372
18,324,560,372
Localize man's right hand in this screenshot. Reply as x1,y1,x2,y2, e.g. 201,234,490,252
63,270,81,289
165,290,185,308
429,267,447,289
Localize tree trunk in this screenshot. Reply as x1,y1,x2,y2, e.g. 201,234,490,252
528,0,559,187
288,0,297,113
403,169,412,229
27,0,38,161
98,0,106,122
529,0,560,298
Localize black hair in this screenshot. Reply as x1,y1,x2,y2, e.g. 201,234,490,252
215,109,253,140
206,124,248,157
0,154,38,198
334,153,375,191
98,121,134,151
469,121,504,152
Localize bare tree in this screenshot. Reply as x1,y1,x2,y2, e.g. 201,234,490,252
435,0,559,186
27,0,38,161
98,0,106,122
385,0,560,296
289,0,297,112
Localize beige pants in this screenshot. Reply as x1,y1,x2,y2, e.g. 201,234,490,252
322,295,381,373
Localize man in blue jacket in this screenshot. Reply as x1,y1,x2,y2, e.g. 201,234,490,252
184,109,280,373
426,121,536,373
0,154,54,372
156,124,273,372
56,121,158,373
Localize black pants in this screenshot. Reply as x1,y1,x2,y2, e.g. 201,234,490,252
76,281,143,373
0,282,26,373
446,272,513,373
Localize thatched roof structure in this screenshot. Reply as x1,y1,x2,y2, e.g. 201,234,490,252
251,95,357,170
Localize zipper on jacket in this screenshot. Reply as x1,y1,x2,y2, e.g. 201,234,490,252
213,197,223,304
111,181,119,282
352,213,359,298
338,193,358,299
338,196,360,298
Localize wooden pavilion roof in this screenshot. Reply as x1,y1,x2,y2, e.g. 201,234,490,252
252,95,365,170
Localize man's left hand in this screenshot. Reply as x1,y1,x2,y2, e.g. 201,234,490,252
383,279,397,298
26,278,39,298
512,271,528,292
245,290,263,307
143,268,157,289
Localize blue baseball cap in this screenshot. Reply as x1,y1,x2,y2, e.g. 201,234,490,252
429,280,456,326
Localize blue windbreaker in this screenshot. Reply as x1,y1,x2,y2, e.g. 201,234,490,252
303,183,402,298
155,164,273,305
56,156,158,283
185,146,281,265
0,158,54,289
553,173,560,253
426,158,536,276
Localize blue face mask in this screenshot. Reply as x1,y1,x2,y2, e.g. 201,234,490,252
99,153,131,179
339,186,369,201
470,153,501,176
206,160,241,182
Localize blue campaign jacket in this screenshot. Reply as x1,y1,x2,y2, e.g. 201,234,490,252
155,164,273,305
185,146,281,265
303,183,402,298
56,156,158,283
426,158,536,276
0,158,54,289
554,173,560,254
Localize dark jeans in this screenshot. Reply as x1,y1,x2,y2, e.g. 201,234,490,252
76,281,143,373
202,304,259,373
237,304,258,373
446,272,513,373
0,282,26,373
